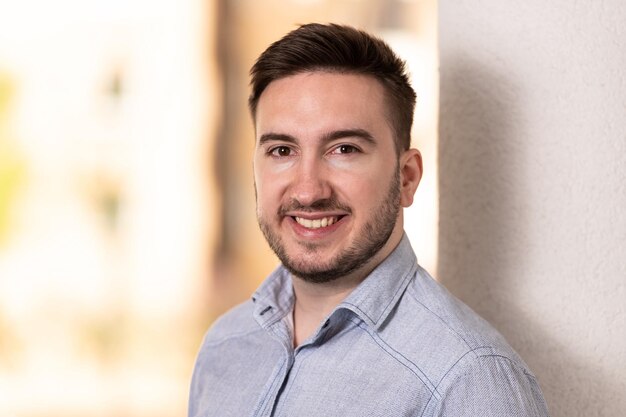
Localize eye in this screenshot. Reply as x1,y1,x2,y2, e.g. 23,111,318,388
331,144,359,155
269,146,294,157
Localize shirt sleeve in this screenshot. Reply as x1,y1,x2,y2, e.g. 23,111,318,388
433,355,550,417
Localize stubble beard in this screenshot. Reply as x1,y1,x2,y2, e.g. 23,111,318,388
257,169,401,284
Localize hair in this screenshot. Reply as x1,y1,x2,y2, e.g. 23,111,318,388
248,23,416,153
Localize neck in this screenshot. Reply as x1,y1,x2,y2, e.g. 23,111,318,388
291,274,361,348
290,225,405,347
292,272,362,320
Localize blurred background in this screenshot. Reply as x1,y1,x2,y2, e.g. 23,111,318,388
3,1,624,416
0,1,438,416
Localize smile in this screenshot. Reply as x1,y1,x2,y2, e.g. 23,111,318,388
294,216,339,229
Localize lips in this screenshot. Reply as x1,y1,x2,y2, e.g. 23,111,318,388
294,216,338,229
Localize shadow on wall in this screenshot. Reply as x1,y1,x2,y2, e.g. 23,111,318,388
437,56,615,417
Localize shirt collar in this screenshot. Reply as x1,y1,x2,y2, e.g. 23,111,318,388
251,233,417,332
251,266,294,329
336,233,417,330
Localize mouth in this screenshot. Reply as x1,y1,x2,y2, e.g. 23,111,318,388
293,215,344,229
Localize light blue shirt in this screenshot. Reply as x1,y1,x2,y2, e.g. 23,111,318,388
189,234,550,416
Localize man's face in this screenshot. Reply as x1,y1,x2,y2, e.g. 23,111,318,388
253,71,410,283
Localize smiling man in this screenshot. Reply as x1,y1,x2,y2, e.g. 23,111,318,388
189,24,550,417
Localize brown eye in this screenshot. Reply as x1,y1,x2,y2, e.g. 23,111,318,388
340,145,356,153
333,145,358,154
270,146,292,157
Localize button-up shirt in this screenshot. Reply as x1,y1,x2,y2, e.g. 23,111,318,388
189,234,550,416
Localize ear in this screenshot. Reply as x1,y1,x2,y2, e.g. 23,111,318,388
399,148,422,207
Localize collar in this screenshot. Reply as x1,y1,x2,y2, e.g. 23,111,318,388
336,233,417,330
251,266,294,329
251,233,418,332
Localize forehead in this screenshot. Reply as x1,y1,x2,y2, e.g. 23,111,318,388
255,71,393,140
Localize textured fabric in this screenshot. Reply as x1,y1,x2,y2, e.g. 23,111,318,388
189,234,550,417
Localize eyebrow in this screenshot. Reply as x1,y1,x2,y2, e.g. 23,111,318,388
322,128,375,144
258,133,297,146
258,128,376,146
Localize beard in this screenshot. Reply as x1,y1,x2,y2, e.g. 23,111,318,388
257,168,401,284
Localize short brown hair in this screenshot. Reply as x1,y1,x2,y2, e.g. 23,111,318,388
249,23,416,153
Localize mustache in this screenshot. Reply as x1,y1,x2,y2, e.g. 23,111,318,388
278,197,352,215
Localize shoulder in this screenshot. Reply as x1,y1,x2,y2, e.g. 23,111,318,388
197,265,293,350
379,266,549,414
407,265,517,352
381,265,532,388
200,299,262,347
432,354,549,416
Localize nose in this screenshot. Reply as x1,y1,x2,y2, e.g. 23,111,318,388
290,156,332,207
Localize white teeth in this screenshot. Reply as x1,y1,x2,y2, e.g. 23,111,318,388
295,216,337,229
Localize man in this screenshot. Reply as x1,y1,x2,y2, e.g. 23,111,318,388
189,23,550,417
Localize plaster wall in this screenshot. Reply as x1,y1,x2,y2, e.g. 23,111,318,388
438,1,626,416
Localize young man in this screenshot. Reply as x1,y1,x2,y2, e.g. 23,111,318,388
189,23,550,417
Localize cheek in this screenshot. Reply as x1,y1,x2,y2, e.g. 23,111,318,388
334,173,377,206
254,158,293,188
341,164,389,192
254,171,287,216
255,194,276,223
340,169,396,207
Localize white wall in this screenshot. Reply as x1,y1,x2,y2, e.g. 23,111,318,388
438,1,626,416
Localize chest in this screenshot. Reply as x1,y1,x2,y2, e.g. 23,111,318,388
190,326,438,417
